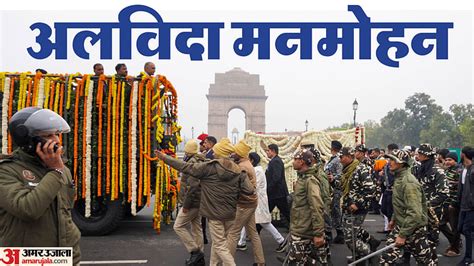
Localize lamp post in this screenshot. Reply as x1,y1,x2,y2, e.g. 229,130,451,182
191,126,194,139
353,99,358,128
305,120,309,132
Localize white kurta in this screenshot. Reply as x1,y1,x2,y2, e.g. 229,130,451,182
254,165,272,224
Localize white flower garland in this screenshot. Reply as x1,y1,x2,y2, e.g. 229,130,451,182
245,128,363,192
1,77,11,154
85,78,94,218
130,81,139,216
36,78,45,108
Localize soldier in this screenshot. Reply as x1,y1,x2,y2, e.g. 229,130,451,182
173,140,208,266
412,143,448,262
156,138,254,266
441,152,462,257
324,140,344,244
307,147,332,264
0,107,81,265
379,149,435,265
339,147,380,263
287,149,326,265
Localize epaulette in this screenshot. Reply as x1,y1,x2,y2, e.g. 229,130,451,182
0,154,14,164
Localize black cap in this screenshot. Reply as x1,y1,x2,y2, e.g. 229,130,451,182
331,140,342,151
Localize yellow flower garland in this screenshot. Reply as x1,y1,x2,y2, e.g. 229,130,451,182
119,81,125,194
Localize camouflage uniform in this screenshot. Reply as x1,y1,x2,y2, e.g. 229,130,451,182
309,164,332,261
439,164,462,251
341,155,377,257
380,149,435,265
324,154,343,232
412,144,448,258
288,152,327,266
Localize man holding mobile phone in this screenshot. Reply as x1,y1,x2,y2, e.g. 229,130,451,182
0,107,81,265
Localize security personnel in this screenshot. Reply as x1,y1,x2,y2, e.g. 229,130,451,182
307,147,332,264
412,143,448,262
379,149,435,265
287,149,326,265
174,140,208,266
339,147,379,262
0,107,81,265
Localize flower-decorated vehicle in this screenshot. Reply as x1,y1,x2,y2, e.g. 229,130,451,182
0,72,182,235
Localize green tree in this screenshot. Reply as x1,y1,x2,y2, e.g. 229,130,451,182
420,112,462,147
459,117,474,145
404,93,443,145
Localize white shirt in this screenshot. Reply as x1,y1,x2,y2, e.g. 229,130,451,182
462,168,468,184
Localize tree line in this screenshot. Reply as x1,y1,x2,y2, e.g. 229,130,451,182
326,93,473,149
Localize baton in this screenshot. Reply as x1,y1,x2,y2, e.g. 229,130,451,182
348,243,397,266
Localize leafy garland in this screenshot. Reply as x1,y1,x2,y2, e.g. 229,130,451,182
0,72,182,233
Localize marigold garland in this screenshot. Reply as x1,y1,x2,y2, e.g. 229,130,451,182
0,72,182,233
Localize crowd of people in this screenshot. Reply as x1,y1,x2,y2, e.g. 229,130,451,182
0,89,472,266
156,135,474,266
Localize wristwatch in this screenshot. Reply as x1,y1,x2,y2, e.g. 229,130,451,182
50,168,65,176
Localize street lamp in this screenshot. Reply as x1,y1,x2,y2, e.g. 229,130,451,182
191,126,194,139
353,99,358,128
305,120,309,132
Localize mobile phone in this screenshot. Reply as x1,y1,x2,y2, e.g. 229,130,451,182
32,136,59,152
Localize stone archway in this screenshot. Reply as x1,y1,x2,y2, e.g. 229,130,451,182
207,68,267,140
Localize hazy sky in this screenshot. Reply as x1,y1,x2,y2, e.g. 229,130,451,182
0,1,472,140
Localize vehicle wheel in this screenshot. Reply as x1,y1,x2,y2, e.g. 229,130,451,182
72,197,124,236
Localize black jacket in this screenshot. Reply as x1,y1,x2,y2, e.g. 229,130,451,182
265,155,289,200
458,164,474,211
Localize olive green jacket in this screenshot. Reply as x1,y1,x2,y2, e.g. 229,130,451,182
163,155,255,221
290,168,325,238
392,167,428,238
0,149,81,264
308,165,331,214
180,153,208,210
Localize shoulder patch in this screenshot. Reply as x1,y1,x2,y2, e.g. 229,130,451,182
22,169,37,181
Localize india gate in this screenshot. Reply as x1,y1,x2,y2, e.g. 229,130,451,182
207,68,267,140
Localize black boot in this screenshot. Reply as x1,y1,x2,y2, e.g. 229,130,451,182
186,250,204,266
368,238,381,252
326,230,333,243
333,230,345,244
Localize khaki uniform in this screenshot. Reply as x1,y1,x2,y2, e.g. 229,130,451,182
174,153,207,253
0,150,81,265
162,155,254,266
227,158,264,265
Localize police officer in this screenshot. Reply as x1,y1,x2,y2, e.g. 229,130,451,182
174,140,208,266
0,107,81,265
379,149,435,265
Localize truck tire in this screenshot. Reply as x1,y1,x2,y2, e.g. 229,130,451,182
72,197,125,236
124,203,145,217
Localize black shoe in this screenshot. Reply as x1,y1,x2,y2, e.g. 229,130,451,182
186,250,204,266
276,238,288,253
326,231,333,242
237,244,247,251
333,231,345,244
368,238,381,252
276,255,286,263
457,257,472,265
